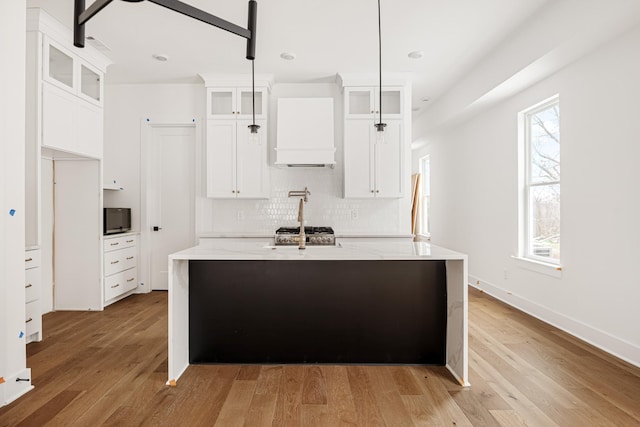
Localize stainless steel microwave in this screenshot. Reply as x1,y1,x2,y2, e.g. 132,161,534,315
104,208,131,235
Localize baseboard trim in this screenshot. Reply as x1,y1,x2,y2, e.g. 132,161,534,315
469,275,640,368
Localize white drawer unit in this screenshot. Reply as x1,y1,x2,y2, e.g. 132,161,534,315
103,234,137,252
103,233,139,306
25,248,43,343
104,267,138,302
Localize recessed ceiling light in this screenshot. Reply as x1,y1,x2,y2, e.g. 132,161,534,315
152,53,169,62
280,52,296,60
408,50,424,59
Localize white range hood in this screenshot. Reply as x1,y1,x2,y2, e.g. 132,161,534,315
275,98,336,167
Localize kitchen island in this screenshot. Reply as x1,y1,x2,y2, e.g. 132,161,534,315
168,240,469,386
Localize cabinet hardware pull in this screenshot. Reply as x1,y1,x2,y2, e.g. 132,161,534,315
127,278,135,282
25,283,33,288
237,191,240,194
111,242,119,246
126,256,134,260
25,258,33,262
232,190,236,193
111,284,120,288
111,260,119,264
376,190,380,193
26,318,33,323
371,190,374,193
126,240,134,243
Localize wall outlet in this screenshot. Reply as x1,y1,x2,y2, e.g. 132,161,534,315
237,210,245,221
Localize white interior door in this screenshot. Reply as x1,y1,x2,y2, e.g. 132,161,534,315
149,125,195,290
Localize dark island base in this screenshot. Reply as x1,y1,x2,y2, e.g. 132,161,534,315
189,260,447,365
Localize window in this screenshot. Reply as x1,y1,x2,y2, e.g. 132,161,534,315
419,155,431,236
519,96,560,263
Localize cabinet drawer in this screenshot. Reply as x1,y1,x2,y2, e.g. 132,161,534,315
25,249,42,270
103,234,137,252
104,246,136,277
25,267,42,303
104,268,137,301
25,299,42,337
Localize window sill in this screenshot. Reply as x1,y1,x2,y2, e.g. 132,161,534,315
511,255,563,279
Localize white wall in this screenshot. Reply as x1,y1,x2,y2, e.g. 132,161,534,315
0,0,29,406
104,82,411,237
413,25,640,366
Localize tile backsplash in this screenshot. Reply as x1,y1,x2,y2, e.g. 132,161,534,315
198,164,406,235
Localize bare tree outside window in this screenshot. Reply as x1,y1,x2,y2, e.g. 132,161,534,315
523,97,560,262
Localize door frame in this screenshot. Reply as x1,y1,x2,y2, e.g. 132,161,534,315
140,118,201,293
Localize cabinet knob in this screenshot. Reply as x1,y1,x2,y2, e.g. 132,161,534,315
371,190,375,193
376,190,380,193
232,190,236,193
237,190,240,194
370,110,374,114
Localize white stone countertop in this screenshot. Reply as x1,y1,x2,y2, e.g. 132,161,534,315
170,240,466,261
198,232,415,239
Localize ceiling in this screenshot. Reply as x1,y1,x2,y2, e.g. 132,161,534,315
27,0,551,112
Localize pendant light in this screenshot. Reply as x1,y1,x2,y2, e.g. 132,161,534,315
374,0,386,143
247,59,261,144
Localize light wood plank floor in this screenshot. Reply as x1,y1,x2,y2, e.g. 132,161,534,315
1,288,639,426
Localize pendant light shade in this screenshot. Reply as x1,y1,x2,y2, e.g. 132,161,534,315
375,0,386,141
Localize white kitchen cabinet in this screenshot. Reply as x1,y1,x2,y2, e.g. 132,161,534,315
344,119,403,198
201,75,272,199
339,74,410,200
344,86,403,120
24,249,42,344
206,118,269,198
207,87,267,120
43,36,103,107
103,233,138,306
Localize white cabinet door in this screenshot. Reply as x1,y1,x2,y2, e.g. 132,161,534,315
237,87,267,120
236,119,268,198
77,100,102,159
207,88,237,119
374,119,403,197
206,119,237,197
344,120,375,198
42,82,76,153
376,87,404,120
345,87,375,119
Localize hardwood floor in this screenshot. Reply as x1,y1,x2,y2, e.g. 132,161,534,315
1,288,639,426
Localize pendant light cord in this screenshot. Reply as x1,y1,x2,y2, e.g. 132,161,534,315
377,0,382,127
252,59,256,127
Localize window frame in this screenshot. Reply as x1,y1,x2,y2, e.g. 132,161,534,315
519,95,561,266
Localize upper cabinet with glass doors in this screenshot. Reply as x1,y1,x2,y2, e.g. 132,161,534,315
207,87,268,120
43,37,104,106
344,87,403,120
